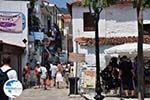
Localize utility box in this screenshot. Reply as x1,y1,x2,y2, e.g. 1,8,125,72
68,77,79,95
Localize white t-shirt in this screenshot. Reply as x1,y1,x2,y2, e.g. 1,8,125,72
0,65,18,100
40,66,47,79
0,65,18,80
50,64,57,77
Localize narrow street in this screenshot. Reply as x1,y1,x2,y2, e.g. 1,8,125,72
15,87,85,100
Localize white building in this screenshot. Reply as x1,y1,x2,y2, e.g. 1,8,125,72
67,0,150,67
0,1,29,80
41,1,59,32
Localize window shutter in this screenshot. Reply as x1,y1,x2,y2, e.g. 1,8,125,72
83,12,95,31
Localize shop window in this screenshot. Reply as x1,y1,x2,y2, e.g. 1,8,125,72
144,24,150,35
83,12,95,31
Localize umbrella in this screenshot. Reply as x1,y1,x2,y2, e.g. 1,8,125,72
104,43,150,56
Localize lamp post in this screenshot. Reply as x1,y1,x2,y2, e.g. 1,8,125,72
89,0,104,100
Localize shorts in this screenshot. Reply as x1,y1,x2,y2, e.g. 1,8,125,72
122,77,135,90
41,75,46,80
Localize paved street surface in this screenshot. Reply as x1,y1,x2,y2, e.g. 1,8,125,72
15,87,85,100
83,94,150,100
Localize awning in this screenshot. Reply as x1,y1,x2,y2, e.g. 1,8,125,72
104,43,150,57
0,40,26,48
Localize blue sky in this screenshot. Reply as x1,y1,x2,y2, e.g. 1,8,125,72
49,0,69,8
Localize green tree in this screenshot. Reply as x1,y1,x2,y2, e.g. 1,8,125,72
83,0,116,8
83,0,150,100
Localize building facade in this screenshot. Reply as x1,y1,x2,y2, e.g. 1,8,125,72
0,1,29,81
67,0,150,67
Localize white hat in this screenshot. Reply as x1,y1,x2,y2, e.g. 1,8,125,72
36,61,40,64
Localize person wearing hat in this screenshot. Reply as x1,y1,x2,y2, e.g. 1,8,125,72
34,61,42,88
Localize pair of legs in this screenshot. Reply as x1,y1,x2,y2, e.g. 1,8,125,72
124,90,135,97
56,81,60,88
35,75,41,88
52,77,56,87
24,78,30,88
41,78,47,89
122,77,135,97
64,73,69,88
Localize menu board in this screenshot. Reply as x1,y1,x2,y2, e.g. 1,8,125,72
82,69,96,88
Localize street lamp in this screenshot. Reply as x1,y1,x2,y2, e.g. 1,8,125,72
89,0,104,100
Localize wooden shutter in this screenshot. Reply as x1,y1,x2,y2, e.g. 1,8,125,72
83,12,95,31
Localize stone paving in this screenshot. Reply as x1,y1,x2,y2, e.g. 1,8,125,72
15,87,150,100
15,87,85,100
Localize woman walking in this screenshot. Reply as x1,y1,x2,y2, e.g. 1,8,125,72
56,64,64,88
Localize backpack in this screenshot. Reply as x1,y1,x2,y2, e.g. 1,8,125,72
0,68,12,98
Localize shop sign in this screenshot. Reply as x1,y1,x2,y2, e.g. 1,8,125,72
82,69,96,88
31,32,44,41
0,12,26,33
69,53,85,62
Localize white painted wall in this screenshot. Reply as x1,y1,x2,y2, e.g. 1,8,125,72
71,5,150,66
72,6,139,40
105,6,138,37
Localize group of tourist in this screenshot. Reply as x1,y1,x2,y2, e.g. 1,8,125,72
0,54,71,100
23,62,71,90
101,55,137,98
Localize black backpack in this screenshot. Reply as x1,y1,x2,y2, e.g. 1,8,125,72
0,68,12,98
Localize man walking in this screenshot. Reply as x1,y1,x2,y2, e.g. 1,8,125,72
23,63,30,88
0,55,18,100
40,64,48,90
50,63,57,87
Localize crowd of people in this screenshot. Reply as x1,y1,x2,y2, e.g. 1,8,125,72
0,54,148,100
23,61,71,90
101,55,137,98
22,55,138,98
0,54,72,100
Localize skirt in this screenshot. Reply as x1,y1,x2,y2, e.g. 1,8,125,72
56,72,63,82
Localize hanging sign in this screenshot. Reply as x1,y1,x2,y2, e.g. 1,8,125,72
31,32,44,41
0,12,23,33
69,53,85,62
